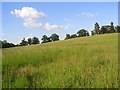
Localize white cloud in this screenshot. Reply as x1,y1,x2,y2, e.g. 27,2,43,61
11,7,46,29
11,7,46,19
23,18,42,28
44,23,66,30
76,12,99,17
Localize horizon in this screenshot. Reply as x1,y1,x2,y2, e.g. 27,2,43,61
2,2,118,44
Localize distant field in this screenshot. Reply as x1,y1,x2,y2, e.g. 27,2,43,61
2,33,118,88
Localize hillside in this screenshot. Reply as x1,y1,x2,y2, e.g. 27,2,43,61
2,33,118,88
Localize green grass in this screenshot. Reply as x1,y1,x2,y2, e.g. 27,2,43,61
2,33,118,88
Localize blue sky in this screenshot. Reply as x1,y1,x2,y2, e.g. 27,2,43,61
2,2,118,44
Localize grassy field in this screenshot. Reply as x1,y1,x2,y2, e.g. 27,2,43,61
2,33,118,88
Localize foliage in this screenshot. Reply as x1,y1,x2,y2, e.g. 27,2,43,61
110,22,115,33
100,26,107,34
70,34,77,38
41,35,52,43
77,29,89,37
92,22,117,35
20,38,28,46
27,38,32,45
115,25,120,33
41,35,48,43
1,40,15,48
32,37,40,44
65,34,71,40
50,33,59,41
94,22,100,34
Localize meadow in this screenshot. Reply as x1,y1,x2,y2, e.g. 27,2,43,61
2,33,118,88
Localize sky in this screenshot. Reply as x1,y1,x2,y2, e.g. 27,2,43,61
1,0,119,2
2,2,118,44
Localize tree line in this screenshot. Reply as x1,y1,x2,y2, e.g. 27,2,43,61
0,33,60,48
1,22,120,48
91,22,120,35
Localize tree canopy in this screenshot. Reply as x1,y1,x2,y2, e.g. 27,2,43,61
115,25,120,33
77,29,89,37
65,34,71,40
32,37,40,44
28,38,32,45
20,38,28,46
1,40,15,48
50,33,59,41
91,22,117,35
41,35,52,43
94,22,100,34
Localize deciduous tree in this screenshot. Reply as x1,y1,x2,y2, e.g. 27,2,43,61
50,33,59,41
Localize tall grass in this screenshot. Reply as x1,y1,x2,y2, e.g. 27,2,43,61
2,33,118,88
